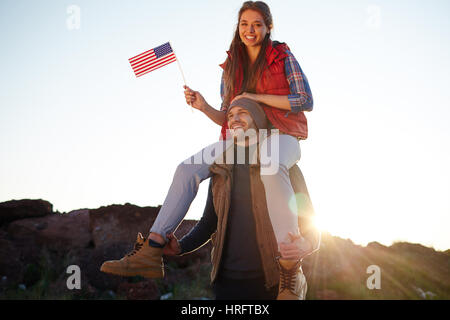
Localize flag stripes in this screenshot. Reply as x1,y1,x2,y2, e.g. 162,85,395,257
129,42,176,78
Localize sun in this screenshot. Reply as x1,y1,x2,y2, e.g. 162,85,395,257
310,211,375,247
311,214,327,232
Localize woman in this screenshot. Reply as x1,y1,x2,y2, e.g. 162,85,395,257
184,1,313,249
100,0,314,291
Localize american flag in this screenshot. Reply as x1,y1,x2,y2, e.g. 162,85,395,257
129,42,177,78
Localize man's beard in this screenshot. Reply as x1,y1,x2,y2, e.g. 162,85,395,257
231,127,259,146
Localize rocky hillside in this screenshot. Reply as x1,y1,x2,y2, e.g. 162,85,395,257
0,199,448,300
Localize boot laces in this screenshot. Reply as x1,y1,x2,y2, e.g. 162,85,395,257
126,238,145,257
279,260,302,293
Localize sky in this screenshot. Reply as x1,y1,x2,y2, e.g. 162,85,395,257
1,0,449,251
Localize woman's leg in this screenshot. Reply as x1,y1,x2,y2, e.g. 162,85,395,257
259,132,301,245
99,140,234,278
150,139,233,242
259,133,310,300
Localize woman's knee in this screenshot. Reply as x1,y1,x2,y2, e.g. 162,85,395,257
259,136,300,175
174,160,212,190
260,162,289,183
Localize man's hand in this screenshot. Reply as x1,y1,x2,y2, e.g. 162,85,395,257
162,233,181,256
279,232,313,261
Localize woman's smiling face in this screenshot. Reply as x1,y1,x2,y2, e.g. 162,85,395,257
238,9,269,48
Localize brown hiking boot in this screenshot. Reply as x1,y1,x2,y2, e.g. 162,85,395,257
276,258,307,300
100,233,164,278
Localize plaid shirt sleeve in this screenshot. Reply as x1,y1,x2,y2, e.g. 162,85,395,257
285,50,314,112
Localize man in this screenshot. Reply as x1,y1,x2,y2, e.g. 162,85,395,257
101,97,320,299
163,98,319,300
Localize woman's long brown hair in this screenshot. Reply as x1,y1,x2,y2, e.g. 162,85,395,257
223,1,273,107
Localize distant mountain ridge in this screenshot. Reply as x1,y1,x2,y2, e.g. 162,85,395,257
0,199,448,299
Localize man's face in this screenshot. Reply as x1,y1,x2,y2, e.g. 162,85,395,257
227,106,257,137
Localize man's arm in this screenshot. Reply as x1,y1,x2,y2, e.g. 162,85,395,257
178,180,218,255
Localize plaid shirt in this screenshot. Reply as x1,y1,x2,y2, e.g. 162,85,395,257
220,50,313,113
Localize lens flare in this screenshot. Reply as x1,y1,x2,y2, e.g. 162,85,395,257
288,192,312,217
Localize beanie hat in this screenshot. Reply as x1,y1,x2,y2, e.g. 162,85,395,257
227,97,268,130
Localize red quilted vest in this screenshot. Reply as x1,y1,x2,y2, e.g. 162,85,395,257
219,40,308,140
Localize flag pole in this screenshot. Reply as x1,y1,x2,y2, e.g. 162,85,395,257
169,41,193,112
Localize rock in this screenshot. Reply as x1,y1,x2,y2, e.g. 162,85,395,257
117,280,160,300
46,277,97,299
0,238,23,283
413,286,438,300
160,292,173,300
6,209,91,253
78,243,130,291
23,263,42,287
391,242,437,257
89,204,160,248
173,220,197,238
367,241,388,250
107,290,116,299
0,199,53,225
315,289,340,300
